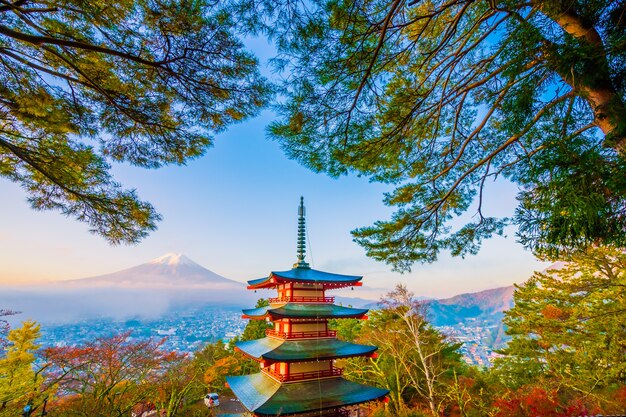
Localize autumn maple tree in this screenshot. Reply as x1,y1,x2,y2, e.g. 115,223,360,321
42,332,179,416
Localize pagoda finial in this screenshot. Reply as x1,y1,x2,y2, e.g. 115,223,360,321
294,196,310,269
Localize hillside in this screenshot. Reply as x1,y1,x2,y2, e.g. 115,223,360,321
426,285,515,326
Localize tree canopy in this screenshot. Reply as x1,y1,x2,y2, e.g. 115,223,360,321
339,285,464,416
43,332,181,416
0,0,269,244
238,0,626,269
494,246,626,412
0,321,46,415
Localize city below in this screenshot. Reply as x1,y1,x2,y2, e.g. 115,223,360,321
37,305,506,367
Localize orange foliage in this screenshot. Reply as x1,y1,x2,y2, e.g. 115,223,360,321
492,386,599,417
540,305,570,321
203,356,240,387
42,332,185,415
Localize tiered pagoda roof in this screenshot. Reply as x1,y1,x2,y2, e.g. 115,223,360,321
236,337,377,362
226,197,389,416
242,303,368,320
228,373,388,416
248,268,363,289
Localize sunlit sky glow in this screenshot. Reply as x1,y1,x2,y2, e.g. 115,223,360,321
0,37,549,298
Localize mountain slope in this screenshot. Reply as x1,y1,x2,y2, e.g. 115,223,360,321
1,253,254,324
62,253,242,289
426,286,515,326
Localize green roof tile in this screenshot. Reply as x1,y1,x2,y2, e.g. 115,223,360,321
227,373,389,416
226,373,280,412
236,337,284,359
242,304,368,319
236,338,377,362
248,267,362,287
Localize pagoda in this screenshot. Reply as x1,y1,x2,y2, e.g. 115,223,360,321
226,198,389,417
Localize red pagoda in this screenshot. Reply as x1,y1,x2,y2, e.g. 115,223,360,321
226,198,389,417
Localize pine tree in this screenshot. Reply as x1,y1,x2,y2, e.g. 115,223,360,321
495,246,626,412
236,0,626,268
0,0,270,243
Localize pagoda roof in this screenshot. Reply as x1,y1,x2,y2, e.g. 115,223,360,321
248,267,362,289
226,373,388,416
242,303,368,320
236,337,377,362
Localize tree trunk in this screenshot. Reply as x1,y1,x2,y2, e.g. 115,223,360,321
414,335,438,416
539,4,626,152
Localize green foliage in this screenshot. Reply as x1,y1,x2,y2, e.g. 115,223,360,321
239,298,272,342
226,298,271,377
193,340,243,394
0,321,46,416
0,0,270,244
342,285,465,416
328,317,363,342
237,0,626,269
515,137,626,259
494,246,626,412
152,352,205,417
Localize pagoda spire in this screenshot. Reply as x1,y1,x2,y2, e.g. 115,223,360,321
294,196,310,269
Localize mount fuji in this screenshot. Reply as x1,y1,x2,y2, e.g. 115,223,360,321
62,253,243,290
1,254,257,324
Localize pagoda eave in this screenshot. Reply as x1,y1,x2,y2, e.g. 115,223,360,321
242,312,368,321
247,268,363,289
226,373,389,416
235,337,378,364
242,304,369,321
247,280,363,291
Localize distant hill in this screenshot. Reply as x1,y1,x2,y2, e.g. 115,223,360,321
361,285,515,327
426,286,515,326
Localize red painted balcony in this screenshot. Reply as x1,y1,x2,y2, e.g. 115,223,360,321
266,329,337,339
268,296,335,303
262,367,343,382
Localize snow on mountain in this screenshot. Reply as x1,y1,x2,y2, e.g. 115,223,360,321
0,254,256,324
150,253,197,266
61,253,243,289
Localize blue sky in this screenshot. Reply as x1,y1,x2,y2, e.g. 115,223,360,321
0,37,549,297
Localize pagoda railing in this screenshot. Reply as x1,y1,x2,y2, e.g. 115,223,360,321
266,329,337,339
263,367,343,382
269,296,335,303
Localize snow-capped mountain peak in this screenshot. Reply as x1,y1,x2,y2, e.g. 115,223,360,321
149,253,195,266
62,253,243,289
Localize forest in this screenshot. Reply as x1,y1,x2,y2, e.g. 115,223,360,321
1,246,624,417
